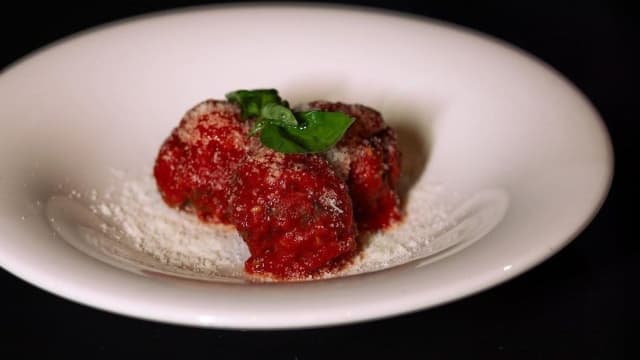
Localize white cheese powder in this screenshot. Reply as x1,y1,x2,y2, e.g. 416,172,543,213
81,171,457,281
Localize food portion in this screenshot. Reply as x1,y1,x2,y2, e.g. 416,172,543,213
229,147,357,278
153,100,251,224
153,89,403,280
308,102,402,231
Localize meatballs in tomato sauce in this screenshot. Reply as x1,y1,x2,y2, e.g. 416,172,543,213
307,101,402,231
153,100,252,224
154,91,404,281
229,147,358,279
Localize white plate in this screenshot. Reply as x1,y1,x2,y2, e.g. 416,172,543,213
0,5,613,329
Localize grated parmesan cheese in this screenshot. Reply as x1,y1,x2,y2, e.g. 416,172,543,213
76,170,460,281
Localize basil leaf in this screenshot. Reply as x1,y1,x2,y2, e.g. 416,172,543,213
225,88,354,153
259,111,354,153
261,103,298,126
260,124,308,153
248,105,297,136
283,111,354,152
225,89,282,119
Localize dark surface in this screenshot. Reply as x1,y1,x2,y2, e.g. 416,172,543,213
1,1,630,358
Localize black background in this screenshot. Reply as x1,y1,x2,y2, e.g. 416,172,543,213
1,1,631,358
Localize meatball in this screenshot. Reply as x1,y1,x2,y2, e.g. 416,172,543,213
153,100,251,224
229,147,358,279
308,101,403,231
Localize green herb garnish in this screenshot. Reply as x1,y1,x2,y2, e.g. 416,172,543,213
259,124,308,153
226,89,354,153
225,89,283,119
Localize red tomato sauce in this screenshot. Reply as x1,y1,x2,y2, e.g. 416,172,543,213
229,148,357,279
154,99,403,280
